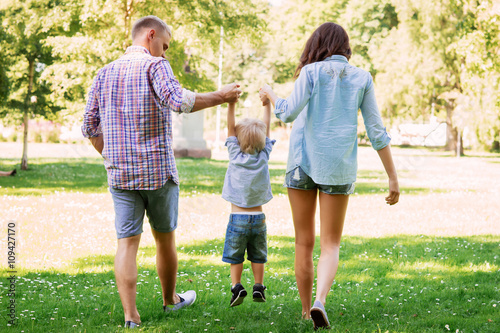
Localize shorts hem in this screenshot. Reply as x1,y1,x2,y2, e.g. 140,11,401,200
283,184,316,191
222,258,244,264
151,225,177,234
117,230,143,239
248,258,267,264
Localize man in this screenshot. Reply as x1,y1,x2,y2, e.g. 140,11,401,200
82,15,241,328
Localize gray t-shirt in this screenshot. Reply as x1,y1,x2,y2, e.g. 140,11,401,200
222,136,276,208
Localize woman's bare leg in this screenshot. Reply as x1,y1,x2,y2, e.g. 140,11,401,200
315,192,349,305
288,188,317,318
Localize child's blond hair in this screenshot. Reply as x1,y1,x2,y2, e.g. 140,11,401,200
235,118,267,154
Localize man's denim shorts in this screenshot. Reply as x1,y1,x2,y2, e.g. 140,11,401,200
222,213,267,264
284,166,355,195
109,179,179,239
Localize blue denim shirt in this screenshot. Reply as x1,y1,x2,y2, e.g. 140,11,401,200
222,136,276,208
274,55,390,185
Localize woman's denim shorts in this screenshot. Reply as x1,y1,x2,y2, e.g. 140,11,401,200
284,166,355,195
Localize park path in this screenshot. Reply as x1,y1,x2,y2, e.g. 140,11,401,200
1,142,499,270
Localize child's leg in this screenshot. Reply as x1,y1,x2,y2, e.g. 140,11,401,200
230,263,244,287
251,262,264,285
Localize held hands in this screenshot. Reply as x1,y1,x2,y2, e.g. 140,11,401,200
385,178,400,205
220,83,242,103
259,84,272,106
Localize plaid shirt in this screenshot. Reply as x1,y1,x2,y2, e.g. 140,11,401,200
82,46,196,190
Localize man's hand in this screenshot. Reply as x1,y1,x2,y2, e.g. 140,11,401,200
89,135,104,155
220,83,242,103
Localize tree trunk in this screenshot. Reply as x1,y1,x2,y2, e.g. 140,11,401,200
445,101,457,152
122,0,134,49
21,59,35,170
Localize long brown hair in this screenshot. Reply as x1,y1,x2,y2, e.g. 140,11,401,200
294,22,351,78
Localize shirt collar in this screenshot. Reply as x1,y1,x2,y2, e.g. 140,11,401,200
125,45,151,55
325,55,348,63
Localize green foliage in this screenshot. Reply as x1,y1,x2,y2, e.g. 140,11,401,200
1,0,499,150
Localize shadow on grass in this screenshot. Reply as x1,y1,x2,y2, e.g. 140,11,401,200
1,157,440,197
3,235,498,332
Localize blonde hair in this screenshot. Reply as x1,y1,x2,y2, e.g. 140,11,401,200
235,118,267,154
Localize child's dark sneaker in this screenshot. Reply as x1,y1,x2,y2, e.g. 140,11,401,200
230,283,247,307
253,284,266,302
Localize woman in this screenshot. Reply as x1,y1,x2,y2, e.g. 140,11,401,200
259,22,399,329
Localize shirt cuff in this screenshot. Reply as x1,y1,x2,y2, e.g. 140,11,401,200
81,123,102,138
274,98,286,115
372,130,391,150
180,89,196,113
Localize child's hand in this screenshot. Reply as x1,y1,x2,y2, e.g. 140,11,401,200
259,85,271,106
259,91,270,106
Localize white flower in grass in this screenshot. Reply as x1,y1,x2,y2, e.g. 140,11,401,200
445,324,450,330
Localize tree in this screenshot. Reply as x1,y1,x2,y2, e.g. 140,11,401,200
40,0,268,126
0,0,77,169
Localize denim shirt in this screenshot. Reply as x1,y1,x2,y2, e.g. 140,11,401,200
222,136,275,208
274,55,390,185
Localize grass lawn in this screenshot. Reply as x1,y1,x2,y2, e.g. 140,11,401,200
0,235,498,332
1,151,499,332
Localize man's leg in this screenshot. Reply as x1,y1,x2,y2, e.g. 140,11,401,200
115,234,142,324
152,229,180,305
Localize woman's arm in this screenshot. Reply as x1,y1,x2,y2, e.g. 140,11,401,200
377,145,400,205
227,102,236,137
260,69,311,123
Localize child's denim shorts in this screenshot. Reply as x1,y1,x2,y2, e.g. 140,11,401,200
222,213,267,264
284,166,355,195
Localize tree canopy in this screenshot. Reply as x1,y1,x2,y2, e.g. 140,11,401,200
0,0,499,153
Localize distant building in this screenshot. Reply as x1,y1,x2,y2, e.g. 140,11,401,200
389,116,447,147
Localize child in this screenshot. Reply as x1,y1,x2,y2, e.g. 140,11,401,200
221,99,275,307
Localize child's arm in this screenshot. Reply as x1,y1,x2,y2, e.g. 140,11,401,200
227,102,236,137
263,103,271,138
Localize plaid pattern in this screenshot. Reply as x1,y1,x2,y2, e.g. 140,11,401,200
82,46,196,190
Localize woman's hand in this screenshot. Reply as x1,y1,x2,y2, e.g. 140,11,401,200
385,178,400,205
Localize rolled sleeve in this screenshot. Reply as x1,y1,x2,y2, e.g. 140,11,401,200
360,75,391,150
82,75,101,138
180,88,196,113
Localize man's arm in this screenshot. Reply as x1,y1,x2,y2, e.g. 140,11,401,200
89,135,104,155
227,103,236,137
192,83,241,112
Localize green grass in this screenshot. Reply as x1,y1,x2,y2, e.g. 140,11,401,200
1,235,498,332
0,158,435,196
